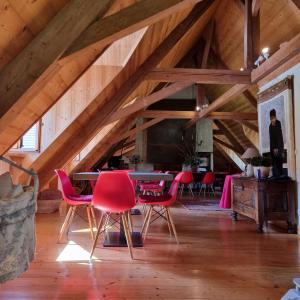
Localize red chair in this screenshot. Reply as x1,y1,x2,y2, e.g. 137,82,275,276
199,172,215,197
138,172,183,244
55,169,96,243
179,171,194,197
90,171,136,260
139,171,169,195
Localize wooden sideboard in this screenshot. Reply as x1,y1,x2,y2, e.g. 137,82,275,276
231,176,297,233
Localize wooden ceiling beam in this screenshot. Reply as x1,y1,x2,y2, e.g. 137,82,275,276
32,0,215,187
214,120,245,155
0,0,112,123
209,49,257,109
213,129,225,135
146,68,251,84
213,137,239,153
244,0,254,70
112,118,164,144
138,110,257,120
62,0,200,58
236,120,258,132
184,84,250,128
106,82,192,125
251,33,300,83
70,117,136,175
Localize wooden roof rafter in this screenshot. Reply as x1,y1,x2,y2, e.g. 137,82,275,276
0,0,202,156
0,0,113,126
29,0,217,187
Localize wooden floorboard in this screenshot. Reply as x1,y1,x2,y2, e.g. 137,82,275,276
1,196,299,300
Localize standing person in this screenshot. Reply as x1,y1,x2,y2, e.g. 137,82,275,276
269,109,284,177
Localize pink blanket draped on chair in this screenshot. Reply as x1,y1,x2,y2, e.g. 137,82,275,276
219,175,232,209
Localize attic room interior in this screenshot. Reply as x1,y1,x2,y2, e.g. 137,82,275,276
0,0,300,299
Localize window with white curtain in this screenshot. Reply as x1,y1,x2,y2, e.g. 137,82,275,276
12,122,40,151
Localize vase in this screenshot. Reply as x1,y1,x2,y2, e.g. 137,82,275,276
253,166,270,178
246,164,254,177
182,164,192,171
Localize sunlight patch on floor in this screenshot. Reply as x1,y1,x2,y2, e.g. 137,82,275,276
56,240,98,262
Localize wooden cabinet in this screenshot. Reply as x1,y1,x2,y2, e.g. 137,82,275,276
231,176,297,233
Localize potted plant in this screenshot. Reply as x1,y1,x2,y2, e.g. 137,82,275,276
177,142,199,172
251,156,272,178
183,154,198,172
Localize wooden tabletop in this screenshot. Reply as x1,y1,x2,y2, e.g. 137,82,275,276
73,171,174,181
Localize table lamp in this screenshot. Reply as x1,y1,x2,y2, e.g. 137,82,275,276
242,148,259,177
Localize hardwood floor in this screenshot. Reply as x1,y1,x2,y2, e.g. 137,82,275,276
1,197,299,300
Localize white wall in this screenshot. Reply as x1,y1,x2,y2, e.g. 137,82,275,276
260,63,300,223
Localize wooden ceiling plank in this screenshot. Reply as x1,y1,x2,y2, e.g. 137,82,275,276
32,0,215,187
252,0,260,16
0,0,112,119
251,33,300,83
244,0,254,70
62,0,200,58
233,0,245,14
146,68,251,84
201,20,215,68
290,0,300,10
184,83,250,128
106,82,192,125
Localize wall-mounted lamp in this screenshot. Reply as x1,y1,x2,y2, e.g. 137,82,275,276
254,47,270,67
261,47,270,59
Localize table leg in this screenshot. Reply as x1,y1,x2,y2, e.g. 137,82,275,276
103,213,143,247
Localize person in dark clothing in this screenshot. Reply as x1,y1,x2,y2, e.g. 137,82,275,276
269,109,284,177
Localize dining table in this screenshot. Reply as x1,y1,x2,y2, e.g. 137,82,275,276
73,171,174,248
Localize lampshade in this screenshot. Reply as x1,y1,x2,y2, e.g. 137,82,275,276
241,147,259,159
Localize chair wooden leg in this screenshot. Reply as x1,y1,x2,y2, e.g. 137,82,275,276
122,213,133,260
143,206,153,242
180,184,184,197
189,185,194,197
66,206,76,236
90,206,98,228
127,211,133,233
141,206,151,234
164,207,172,236
58,206,73,243
166,207,179,244
90,212,106,260
87,206,94,240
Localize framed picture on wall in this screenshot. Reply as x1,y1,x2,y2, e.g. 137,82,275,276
258,76,296,179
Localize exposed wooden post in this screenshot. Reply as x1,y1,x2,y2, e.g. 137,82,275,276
244,0,254,70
